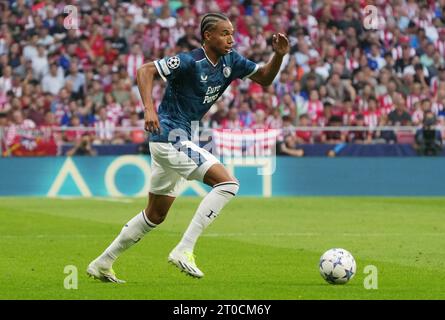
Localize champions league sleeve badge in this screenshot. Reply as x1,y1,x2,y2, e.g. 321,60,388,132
223,65,232,78
167,56,180,69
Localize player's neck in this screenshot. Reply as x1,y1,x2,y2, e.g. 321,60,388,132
202,45,220,67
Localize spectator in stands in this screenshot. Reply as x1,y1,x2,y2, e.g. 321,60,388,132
122,112,145,144
278,134,304,157
2,0,445,154
0,65,12,97
221,108,243,129
348,114,372,144
373,114,398,144
320,115,347,144
305,89,323,124
252,109,267,129
65,63,86,100
414,111,443,156
41,63,64,96
388,95,412,125
176,24,201,51
0,112,8,128
31,44,49,81
94,107,116,144
210,100,227,128
64,115,85,143
326,72,352,106
238,100,254,128
295,114,313,144
66,133,97,156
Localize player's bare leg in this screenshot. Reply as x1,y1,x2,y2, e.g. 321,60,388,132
87,193,175,283
169,163,239,278
145,193,176,224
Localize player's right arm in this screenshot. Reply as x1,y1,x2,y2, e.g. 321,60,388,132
136,62,160,133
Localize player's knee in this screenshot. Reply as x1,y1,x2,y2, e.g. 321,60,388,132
145,209,168,225
213,180,239,197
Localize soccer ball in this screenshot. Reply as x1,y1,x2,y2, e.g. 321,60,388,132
319,248,356,284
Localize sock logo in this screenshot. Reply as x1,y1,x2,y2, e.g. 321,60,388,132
206,210,216,218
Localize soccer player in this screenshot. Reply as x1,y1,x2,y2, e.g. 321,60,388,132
87,13,289,282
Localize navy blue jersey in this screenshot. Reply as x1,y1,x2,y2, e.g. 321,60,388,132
150,48,258,142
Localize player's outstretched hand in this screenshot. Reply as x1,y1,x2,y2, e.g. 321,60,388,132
144,109,160,133
272,33,290,56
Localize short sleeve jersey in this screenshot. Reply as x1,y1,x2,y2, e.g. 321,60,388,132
151,48,259,142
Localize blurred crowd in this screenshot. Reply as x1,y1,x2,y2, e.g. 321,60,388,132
1,0,445,150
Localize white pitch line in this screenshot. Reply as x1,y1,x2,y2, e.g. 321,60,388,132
1,232,444,239
88,197,135,203
59,197,135,203
202,232,445,237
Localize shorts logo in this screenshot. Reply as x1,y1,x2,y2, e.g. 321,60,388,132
223,66,231,78
167,56,180,69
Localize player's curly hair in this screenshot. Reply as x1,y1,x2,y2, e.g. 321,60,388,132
200,13,229,44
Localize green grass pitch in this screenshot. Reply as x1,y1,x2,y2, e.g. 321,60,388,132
1,197,444,299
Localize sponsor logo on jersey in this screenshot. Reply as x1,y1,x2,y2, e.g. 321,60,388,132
203,85,222,104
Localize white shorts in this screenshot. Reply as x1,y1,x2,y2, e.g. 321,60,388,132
148,141,220,197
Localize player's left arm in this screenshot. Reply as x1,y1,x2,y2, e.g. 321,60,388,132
250,33,290,86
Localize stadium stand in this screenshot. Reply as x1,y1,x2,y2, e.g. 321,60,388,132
0,0,444,156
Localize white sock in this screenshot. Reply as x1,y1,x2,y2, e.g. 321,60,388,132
96,210,157,269
176,181,239,252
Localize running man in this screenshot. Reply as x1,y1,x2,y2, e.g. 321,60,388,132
87,12,289,282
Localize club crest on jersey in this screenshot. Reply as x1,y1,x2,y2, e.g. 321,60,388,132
167,56,180,69
223,66,232,78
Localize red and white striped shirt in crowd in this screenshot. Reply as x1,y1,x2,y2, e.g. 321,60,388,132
145,0,166,9
133,99,145,114
342,111,356,126
379,29,393,48
413,14,433,29
406,94,422,112
431,77,440,96
297,15,319,40
378,94,394,114
305,100,323,123
344,55,359,72
288,0,299,11
434,39,445,57
143,24,160,52
153,36,176,54
126,53,144,80
106,103,123,125
265,115,283,129
0,92,7,109
356,96,369,111
94,119,115,141
391,46,416,61
432,101,444,115
411,107,424,125
363,110,381,129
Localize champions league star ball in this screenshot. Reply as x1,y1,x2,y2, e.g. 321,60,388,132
319,248,356,284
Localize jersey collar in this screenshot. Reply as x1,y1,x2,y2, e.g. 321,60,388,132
201,47,220,67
